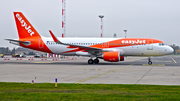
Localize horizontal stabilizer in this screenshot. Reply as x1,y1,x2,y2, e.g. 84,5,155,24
5,39,31,45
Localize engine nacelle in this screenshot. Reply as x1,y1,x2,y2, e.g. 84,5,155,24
103,52,124,62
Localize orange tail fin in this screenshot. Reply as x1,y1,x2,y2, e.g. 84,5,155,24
14,12,41,39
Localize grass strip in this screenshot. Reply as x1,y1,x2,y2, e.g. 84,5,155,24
0,82,180,101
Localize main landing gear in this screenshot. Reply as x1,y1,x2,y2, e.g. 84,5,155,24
148,57,152,65
88,58,99,64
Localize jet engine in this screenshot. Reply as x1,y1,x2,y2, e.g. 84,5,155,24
103,52,124,62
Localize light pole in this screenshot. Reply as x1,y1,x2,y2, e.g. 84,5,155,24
99,15,104,37
124,30,127,38
62,0,66,37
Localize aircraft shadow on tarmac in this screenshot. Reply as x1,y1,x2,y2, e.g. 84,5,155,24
0,56,179,66
1,60,178,67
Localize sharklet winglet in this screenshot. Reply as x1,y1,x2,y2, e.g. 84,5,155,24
49,30,63,44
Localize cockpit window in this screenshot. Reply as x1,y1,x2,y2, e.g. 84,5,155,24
159,43,166,46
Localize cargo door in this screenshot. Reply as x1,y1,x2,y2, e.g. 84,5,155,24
132,43,141,55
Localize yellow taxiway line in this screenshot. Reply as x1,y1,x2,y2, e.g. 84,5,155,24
171,57,177,63
75,64,133,84
143,64,165,66
155,61,171,62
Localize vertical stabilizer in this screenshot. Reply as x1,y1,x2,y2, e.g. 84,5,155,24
13,12,41,39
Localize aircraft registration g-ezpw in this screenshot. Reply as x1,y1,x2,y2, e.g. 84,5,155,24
6,12,174,64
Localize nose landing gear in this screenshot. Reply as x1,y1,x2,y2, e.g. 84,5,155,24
148,57,152,65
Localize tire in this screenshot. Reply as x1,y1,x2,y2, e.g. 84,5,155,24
88,59,94,64
148,61,152,65
94,59,99,64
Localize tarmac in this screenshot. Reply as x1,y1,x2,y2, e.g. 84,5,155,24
0,55,180,85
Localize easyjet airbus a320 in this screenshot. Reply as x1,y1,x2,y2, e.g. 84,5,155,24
6,12,174,64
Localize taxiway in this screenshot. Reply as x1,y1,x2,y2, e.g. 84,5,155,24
0,56,179,85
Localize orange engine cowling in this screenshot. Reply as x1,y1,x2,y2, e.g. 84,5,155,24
103,52,124,62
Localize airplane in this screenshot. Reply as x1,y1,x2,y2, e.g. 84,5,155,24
6,12,174,65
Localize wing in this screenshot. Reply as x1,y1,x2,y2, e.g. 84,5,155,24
49,30,103,54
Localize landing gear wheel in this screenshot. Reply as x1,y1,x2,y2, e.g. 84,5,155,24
148,57,152,65
88,59,94,64
148,61,152,65
94,59,99,64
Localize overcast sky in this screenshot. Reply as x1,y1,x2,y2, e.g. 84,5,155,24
0,0,180,49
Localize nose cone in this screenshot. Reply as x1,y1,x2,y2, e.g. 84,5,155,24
167,46,174,54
